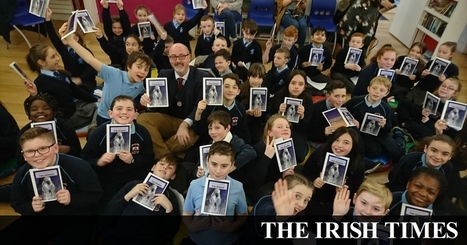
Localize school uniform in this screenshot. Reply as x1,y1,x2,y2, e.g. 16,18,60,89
307,99,332,143
164,8,205,53
266,44,299,69
393,55,423,101
152,39,172,71
263,66,291,96
131,23,158,56
414,60,459,94
297,43,333,84
331,47,366,93
194,33,230,56
0,104,18,165
231,38,263,81
352,63,397,99
101,7,132,65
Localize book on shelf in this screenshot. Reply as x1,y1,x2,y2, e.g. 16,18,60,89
445,1,457,17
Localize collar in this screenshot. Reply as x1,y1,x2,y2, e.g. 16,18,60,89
222,131,233,143
276,66,288,74
311,43,323,49
110,120,136,134
175,70,190,85
41,69,55,77
364,95,381,108
421,153,441,170
219,69,233,77
401,190,433,210
325,99,333,110
243,38,251,46
204,34,213,39
172,19,181,28
224,99,236,110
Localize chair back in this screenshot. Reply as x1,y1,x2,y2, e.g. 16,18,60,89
247,0,276,27
169,187,185,215
308,0,337,31
11,0,44,26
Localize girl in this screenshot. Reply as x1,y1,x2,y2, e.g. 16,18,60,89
393,42,427,101
352,44,397,100
15,93,82,168
24,44,98,129
240,174,314,244
301,126,365,216
0,101,19,179
130,5,157,56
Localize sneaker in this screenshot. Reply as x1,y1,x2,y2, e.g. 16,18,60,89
392,126,415,153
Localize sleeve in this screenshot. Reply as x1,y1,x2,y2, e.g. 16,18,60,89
322,48,333,71
81,128,105,171
0,105,19,155
60,125,82,158
102,6,113,39
79,48,98,83
183,183,196,213
294,95,313,132
153,39,166,58
246,143,274,187
331,48,347,73
252,42,263,64
131,128,156,168
10,170,36,215
45,20,65,52
158,189,182,241
69,80,98,102
301,147,323,182
96,35,117,57
194,36,203,57
353,65,373,97
184,8,205,31
104,181,136,215
211,0,221,10
235,183,248,214
233,140,257,170
119,8,132,36
67,162,104,209
387,155,414,192
308,103,327,143
227,0,243,12
231,41,241,64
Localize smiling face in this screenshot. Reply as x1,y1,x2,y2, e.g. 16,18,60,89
311,31,326,46
125,37,141,54
268,118,291,140
207,153,233,180
38,47,60,71
173,10,186,24
437,79,459,100
208,121,230,142
327,88,346,108
377,51,396,69
127,59,150,82
288,74,306,98
169,44,190,76
215,56,231,74
136,9,149,23
248,75,263,88
406,173,440,208
331,132,353,157
108,99,136,124
223,78,240,102
288,184,312,215
423,140,453,168
408,45,423,59
352,191,389,222
29,99,54,122
22,137,58,169
367,83,389,103
212,38,228,52
152,158,176,180
112,22,123,36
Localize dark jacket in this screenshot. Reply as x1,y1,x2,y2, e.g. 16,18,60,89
163,8,205,53
0,103,19,163
0,0,16,43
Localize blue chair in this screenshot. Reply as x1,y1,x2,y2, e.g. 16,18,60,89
9,0,45,48
182,0,199,20
307,0,342,54
247,0,275,39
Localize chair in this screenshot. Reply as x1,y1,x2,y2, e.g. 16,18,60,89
213,12,243,38
9,0,45,48
247,0,276,39
307,0,342,54
169,187,185,215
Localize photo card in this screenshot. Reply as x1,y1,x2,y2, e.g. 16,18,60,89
440,100,467,131
29,165,63,202
10,61,31,82
132,172,169,211
105,0,118,3
282,97,303,123
360,113,384,136
377,69,396,81
249,87,268,111
31,121,58,146
146,78,168,107
321,152,349,187
147,13,164,35
199,144,211,175
106,124,131,153
274,138,297,172
339,107,356,127
76,10,96,33
29,0,49,18
201,178,230,216
61,11,77,40
322,107,355,128
399,203,432,224
308,48,324,66
269,23,276,40
428,57,450,77
399,57,419,76
203,77,223,105
215,22,225,36
422,91,440,115
192,0,205,9
138,22,152,38
357,224,393,245
344,47,362,65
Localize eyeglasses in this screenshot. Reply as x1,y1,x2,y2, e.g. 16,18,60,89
168,54,190,61
440,84,457,91
21,143,55,158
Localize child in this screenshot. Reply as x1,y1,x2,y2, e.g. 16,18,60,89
352,44,397,100
95,30,143,71
344,76,406,162
60,22,151,125
301,127,365,216
330,32,366,94
7,127,102,243
393,41,427,101
15,93,82,168
0,101,19,179
241,174,314,244
81,95,155,212
263,47,292,96
200,37,230,77
195,15,230,57
99,0,132,65
387,134,463,200
101,153,182,244
45,8,97,93
182,141,248,245
262,26,299,70
214,49,233,77
164,2,208,54
24,44,98,129
152,33,174,72
231,19,263,81
130,5,157,56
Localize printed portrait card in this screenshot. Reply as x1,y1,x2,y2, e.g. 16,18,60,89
399,203,432,223
429,57,450,77
76,10,96,33
146,78,169,107
201,178,230,216
138,22,152,38
199,144,212,176
106,124,131,153
249,87,268,111
399,57,419,76
440,100,467,131
192,0,205,9
282,97,303,123
309,48,324,66
61,11,77,40
422,91,440,115
215,22,225,36
31,121,58,146
29,165,63,202
274,138,297,173
132,172,169,211
10,61,31,82
360,113,384,136
321,152,349,187
203,77,223,106
322,107,355,128
377,69,396,81
344,47,362,65
29,0,50,18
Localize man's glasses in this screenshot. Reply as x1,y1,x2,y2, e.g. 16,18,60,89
168,54,190,61
21,143,55,158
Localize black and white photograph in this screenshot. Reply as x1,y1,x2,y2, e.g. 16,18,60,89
308,48,324,66
344,47,362,65
428,57,450,77
106,124,131,153
321,152,349,187
340,107,356,127
422,91,440,115
201,178,230,216
203,77,223,106
10,61,30,82
399,56,419,76
274,138,297,172
249,87,268,111
215,22,225,36
192,0,204,9
440,100,467,131
199,144,211,175
360,113,384,136
132,172,169,211
61,11,77,40
146,78,168,107
282,97,302,123
138,22,152,38
377,69,396,81
357,224,392,245
31,121,58,146
322,107,354,128
269,23,276,40
399,203,432,223
76,10,96,33
29,166,63,202
29,0,49,18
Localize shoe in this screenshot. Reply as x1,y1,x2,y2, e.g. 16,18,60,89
392,126,414,154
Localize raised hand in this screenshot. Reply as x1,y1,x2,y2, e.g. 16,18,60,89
264,136,275,159
332,185,350,217
272,178,294,216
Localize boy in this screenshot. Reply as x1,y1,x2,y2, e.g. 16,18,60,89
298,26,333,94
81,95,155,212
164,2,207,53
263,47,292,96
231,19,263,81
101,153,182,244
343,76,405,162
214,49,233,77
152,33,174,72
183,141,248,245
262,26,299,69
195,15,230,57
331,32,366,94
200,37,230,76
7,127,102,243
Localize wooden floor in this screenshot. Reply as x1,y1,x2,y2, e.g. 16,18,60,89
0,10,466,216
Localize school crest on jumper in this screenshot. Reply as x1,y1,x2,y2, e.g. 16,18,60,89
250,49,255,55
180,27,184,33
279,79,284,86
131,143,140,154
231,117,239,126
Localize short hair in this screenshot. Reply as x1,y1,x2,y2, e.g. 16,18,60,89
242,19,258,35
157,153,181,175
110,95,135,110
126,51,151,70
275,47,290,59
369,76,392,91
165,35,174,44
214,49,231,62
215,36,227,43
425,134,455,153
370,44,397,63
19,127,55,147
408,166,448,203
283,174,314,193
350,32,365,40
326,80,346,94
135,5,151,15
207,141,235,163
356,179,393,209
173,4,185,15
200,15,214,23
311,26,326,36
283,26,298,39
247,63,266,78
207,111,231,129
223,73,241,87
